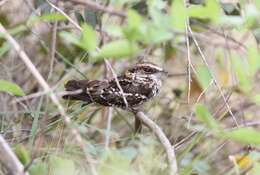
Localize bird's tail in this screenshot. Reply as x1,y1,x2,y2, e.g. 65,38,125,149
63,80,92,103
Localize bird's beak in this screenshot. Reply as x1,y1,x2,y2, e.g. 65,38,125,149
160,70,168,76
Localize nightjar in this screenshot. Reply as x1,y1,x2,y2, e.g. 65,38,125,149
63,62,167,109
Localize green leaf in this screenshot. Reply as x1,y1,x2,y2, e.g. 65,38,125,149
250,94,260,105
0,25,27,39
59,24,97,52
195,104,220,131
29,97,44,147
49,156,76,175
145,23,173,43
123,10,143,41
149,1,169,28
0,79,25,96
188,5,206,18
219,16,244,27
0,42,11,57
244,4,258,28
248,47,260,76
15,145,30,165
223,127,260,145
80,23,97,52
206,0,221,21
195,65,212,90
171,0,186,31
94,40,139,60
29,161,48,175
188,0,220,22
231,55,251,93
105,25,123,38
127,9,142,29
254,0,260,9
40,12,67,21
59,31,81,46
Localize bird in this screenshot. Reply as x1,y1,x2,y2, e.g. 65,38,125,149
62,62,167,109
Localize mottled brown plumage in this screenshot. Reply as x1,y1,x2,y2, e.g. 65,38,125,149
63,62,166,109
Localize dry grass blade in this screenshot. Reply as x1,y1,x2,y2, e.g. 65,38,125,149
187,25,239,127
104,59,129,108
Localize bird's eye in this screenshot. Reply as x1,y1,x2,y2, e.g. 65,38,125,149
143,68,150,72
143,67,155,73
128,68,136,73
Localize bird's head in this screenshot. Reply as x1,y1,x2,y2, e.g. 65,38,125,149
125,62,167,80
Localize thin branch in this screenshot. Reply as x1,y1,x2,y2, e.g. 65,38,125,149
103,62,113,151
46,0,82,31
185,23,191,104
47,2,58,80
187,80,214,128
174,131,197,150
11,89,83,104
104,107,113,150
104,59,129,108
69,0,126,18
0,134,29,175
188,25,239,127
134,111,178,175
184,0,191,105
0,23,98,175
0,0,8,6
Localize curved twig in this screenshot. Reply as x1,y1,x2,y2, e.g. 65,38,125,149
0,135,29,175
133,111,178,175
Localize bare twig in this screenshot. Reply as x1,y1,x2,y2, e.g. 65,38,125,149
174,131,197,150
104,59,129,108
187,80,214,128
184,0,191,105
47,1,58,80
103,62,113,151
188,26,239,127
69,0,126,18
0,23,97,175
185,23,191,104
0,0,8,6
11,89,83,104
46,0,82,31
134,111,178,175
0,135,29,175
104,107,113,150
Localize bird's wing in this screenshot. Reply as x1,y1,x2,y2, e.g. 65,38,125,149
99,76,148,107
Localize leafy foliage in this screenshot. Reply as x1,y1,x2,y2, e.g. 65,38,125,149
0,79,25,96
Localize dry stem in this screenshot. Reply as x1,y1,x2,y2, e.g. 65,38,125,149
188,26,239,127
0,135,29,175
134,111,178,175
